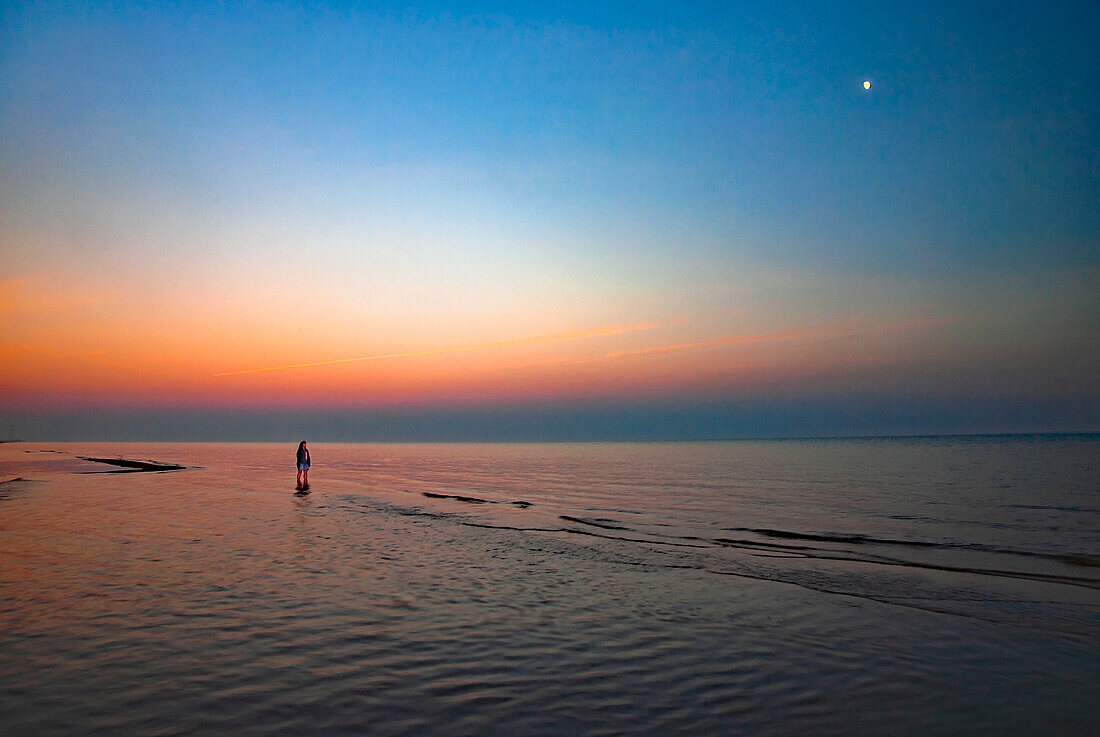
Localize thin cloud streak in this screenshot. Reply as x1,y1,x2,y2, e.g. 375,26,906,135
570,317,956,365
570,327,813,364
213,322,667,377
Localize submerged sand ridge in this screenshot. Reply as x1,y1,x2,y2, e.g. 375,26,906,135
78,456,187,472
2,448,189,476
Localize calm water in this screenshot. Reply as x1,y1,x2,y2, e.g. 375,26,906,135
1,436,1097,735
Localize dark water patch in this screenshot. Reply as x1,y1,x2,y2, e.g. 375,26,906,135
421,491,532,508
464,522,562,533
560,515,632,531
1059,555,1100,568
1007,503,1100,514
78,457,187,473
423,491,489,504
580,506,652,517
0,477,33,500
729,526,939,548
379,505,453,522
0,476,46,499
714,536,817,552
564,527,711,549
979,548,1100,568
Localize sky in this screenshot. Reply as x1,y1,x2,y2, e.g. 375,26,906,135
1,0,1097,440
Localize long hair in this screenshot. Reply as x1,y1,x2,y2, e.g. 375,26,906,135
298,440,307,451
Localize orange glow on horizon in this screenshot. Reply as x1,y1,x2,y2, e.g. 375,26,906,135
1,271,961,409
213,321,669,377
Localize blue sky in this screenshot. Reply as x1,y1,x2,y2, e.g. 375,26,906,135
1,1,1097,439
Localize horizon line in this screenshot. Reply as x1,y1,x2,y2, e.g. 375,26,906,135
4,430,1096,444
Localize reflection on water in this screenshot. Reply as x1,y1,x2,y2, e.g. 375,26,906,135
0,438,1097,736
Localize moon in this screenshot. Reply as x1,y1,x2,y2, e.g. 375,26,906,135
863,80,872,90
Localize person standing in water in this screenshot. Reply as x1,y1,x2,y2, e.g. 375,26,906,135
296,441,311,489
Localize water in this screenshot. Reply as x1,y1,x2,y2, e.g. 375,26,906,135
1,436,1097,735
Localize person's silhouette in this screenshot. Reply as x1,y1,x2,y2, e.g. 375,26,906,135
295,441,311,490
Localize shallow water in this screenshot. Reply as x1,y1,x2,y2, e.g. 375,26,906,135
1,437,1097,735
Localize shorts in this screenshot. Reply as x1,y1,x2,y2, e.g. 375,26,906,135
298,463,310,472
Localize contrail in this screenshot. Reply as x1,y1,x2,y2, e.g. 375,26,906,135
214,321,666,377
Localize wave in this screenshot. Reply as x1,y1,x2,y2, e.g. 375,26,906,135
728,527,939,548
1006,504,1100,514
559,515,633,531
332,493,1100,638
724,526,1100,568
382,493,1100,588
0,476,45,500
422,492,532,508
709,536,1100,589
